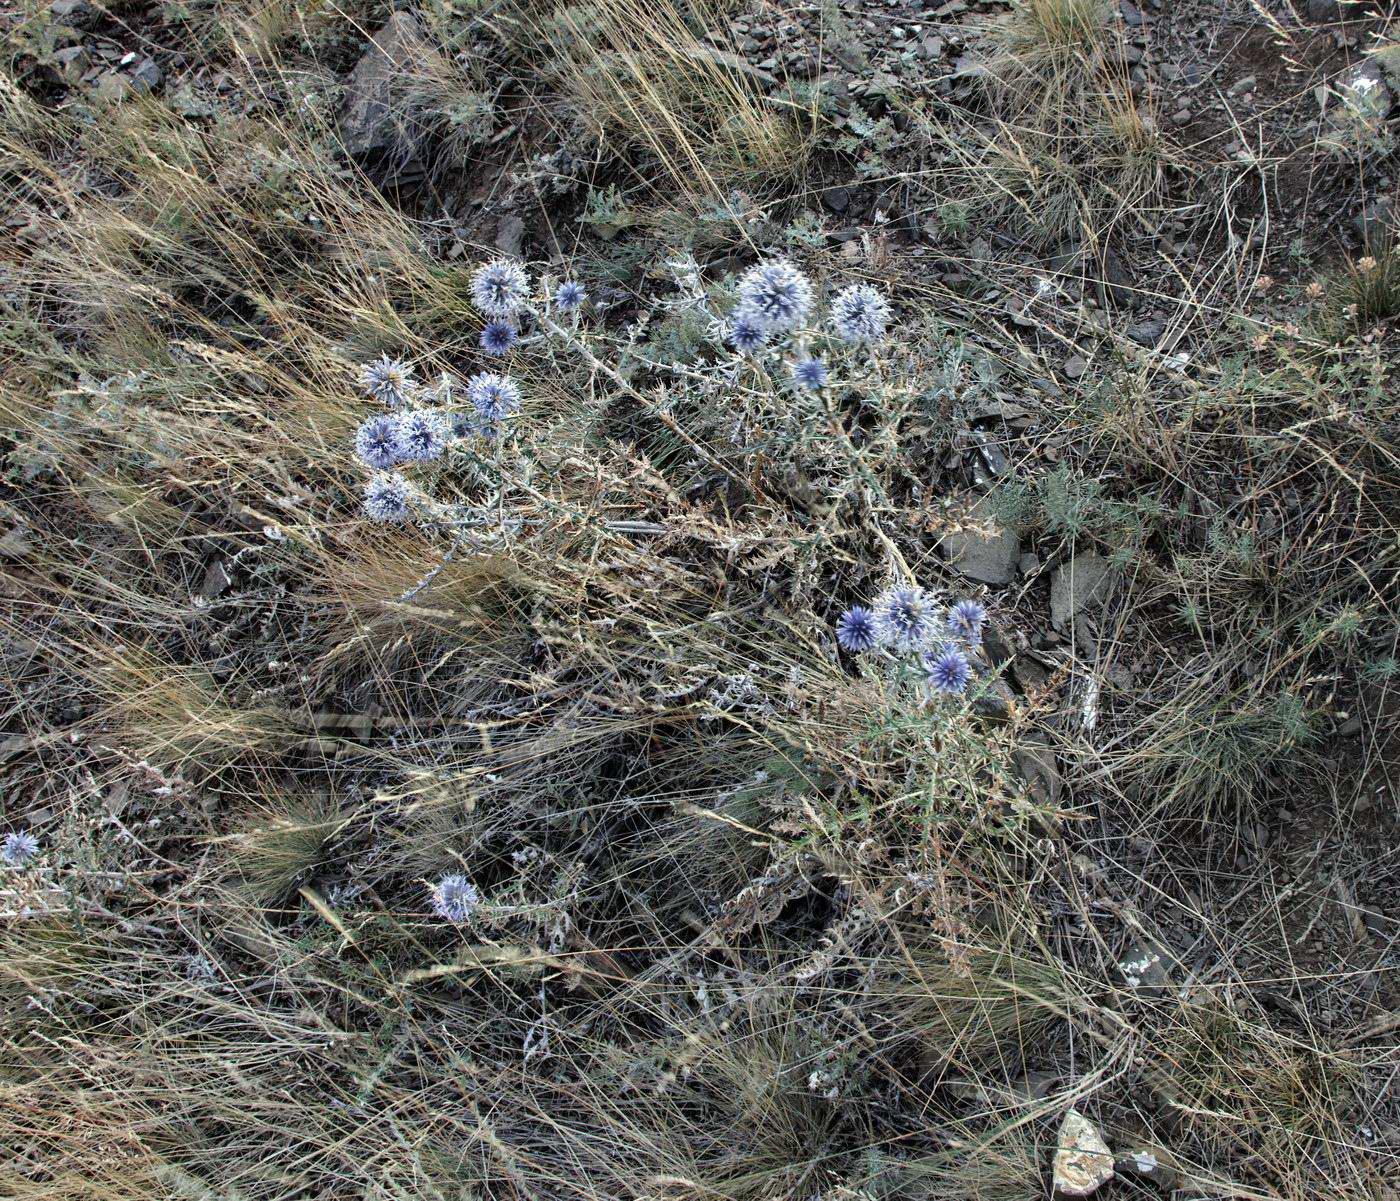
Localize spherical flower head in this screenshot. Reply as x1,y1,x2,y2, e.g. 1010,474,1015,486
466,372,522,422
354,413,401,470
363,471,412,523
394,407,450,462
479,319,519,356
553,280,587,313
359,354,416,406
947,598,987,644
736,260,813,333
792,356,828,391
830,283,892,345
922,644,972,695
726,312,768,355
432,873,480,922
836,605,878,653
874,585,936,651
470,258,530,318
2,830,39,866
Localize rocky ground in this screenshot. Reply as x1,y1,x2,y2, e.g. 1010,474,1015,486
3,0,1399,1198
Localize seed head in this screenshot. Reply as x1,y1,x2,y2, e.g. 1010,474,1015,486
395,408,450,462
432,874,480,922
792,356,829,391
467,372,522,422
736,260,814,333
479,320,519,356
354,413,401,470
363,472,412,522
830,284,892,345
922,644,972,695
874,585,937,651
359,354,416,406
946,598,987,643
836,605,878,653
471,259,530,318
726,312,768,355
1,831,39,866
553,280,587,312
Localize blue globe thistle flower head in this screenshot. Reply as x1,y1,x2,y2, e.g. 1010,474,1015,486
359,354,416,406
471,258,530,318
874,585,936,651
2,830,39,866
553,280,587,313
922,644,972,695
432,873,480,922
479,319,519,356
736,260,813,333
792,356,828,391
467,372,522,422
836,605,878,653
947,598,988,643
726,311,768,355
830,283,893,345
354,413,401,470
363,471,412,523
394,408,450,462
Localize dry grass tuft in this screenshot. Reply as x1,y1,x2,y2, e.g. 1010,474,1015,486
531,0,813,202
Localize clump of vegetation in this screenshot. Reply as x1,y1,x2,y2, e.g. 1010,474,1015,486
2,1,1397,1199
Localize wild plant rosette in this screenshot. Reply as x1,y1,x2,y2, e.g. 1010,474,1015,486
349,254,893,530
720,258,894,383
349,259,591,526
837,588,988,701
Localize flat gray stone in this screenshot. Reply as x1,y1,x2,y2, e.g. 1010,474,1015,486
940,495,1019,585
1355,195,1394,246
495,215,526,258
339,13,434,158
1050,553,1118,626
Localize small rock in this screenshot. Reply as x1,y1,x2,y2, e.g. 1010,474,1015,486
1053,1110,1114,1197
1050,554,1118,627
940,494,1020,585
1127,315,1166,346
1013,656,1051,693
495,214,525,259
50,0,96,25
0,525,32,556
93,72,130,102
1015,742,1062,806
1115,1146,1177,1190
128,57,162,94
822,186,851,214
982,624,1016,667
1120,0,1144,24
1098,248,1133,308
52,45,91,81
1062,354,1087,379
973,678,1015,720
199,560,232,601
690,46,777,88
1333,60,1394,137
1227,74,1256,98
1116,934,1173,996
169,84,216,118
1354,195,1395,246
1305,0,1340,20
340,12,437,158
